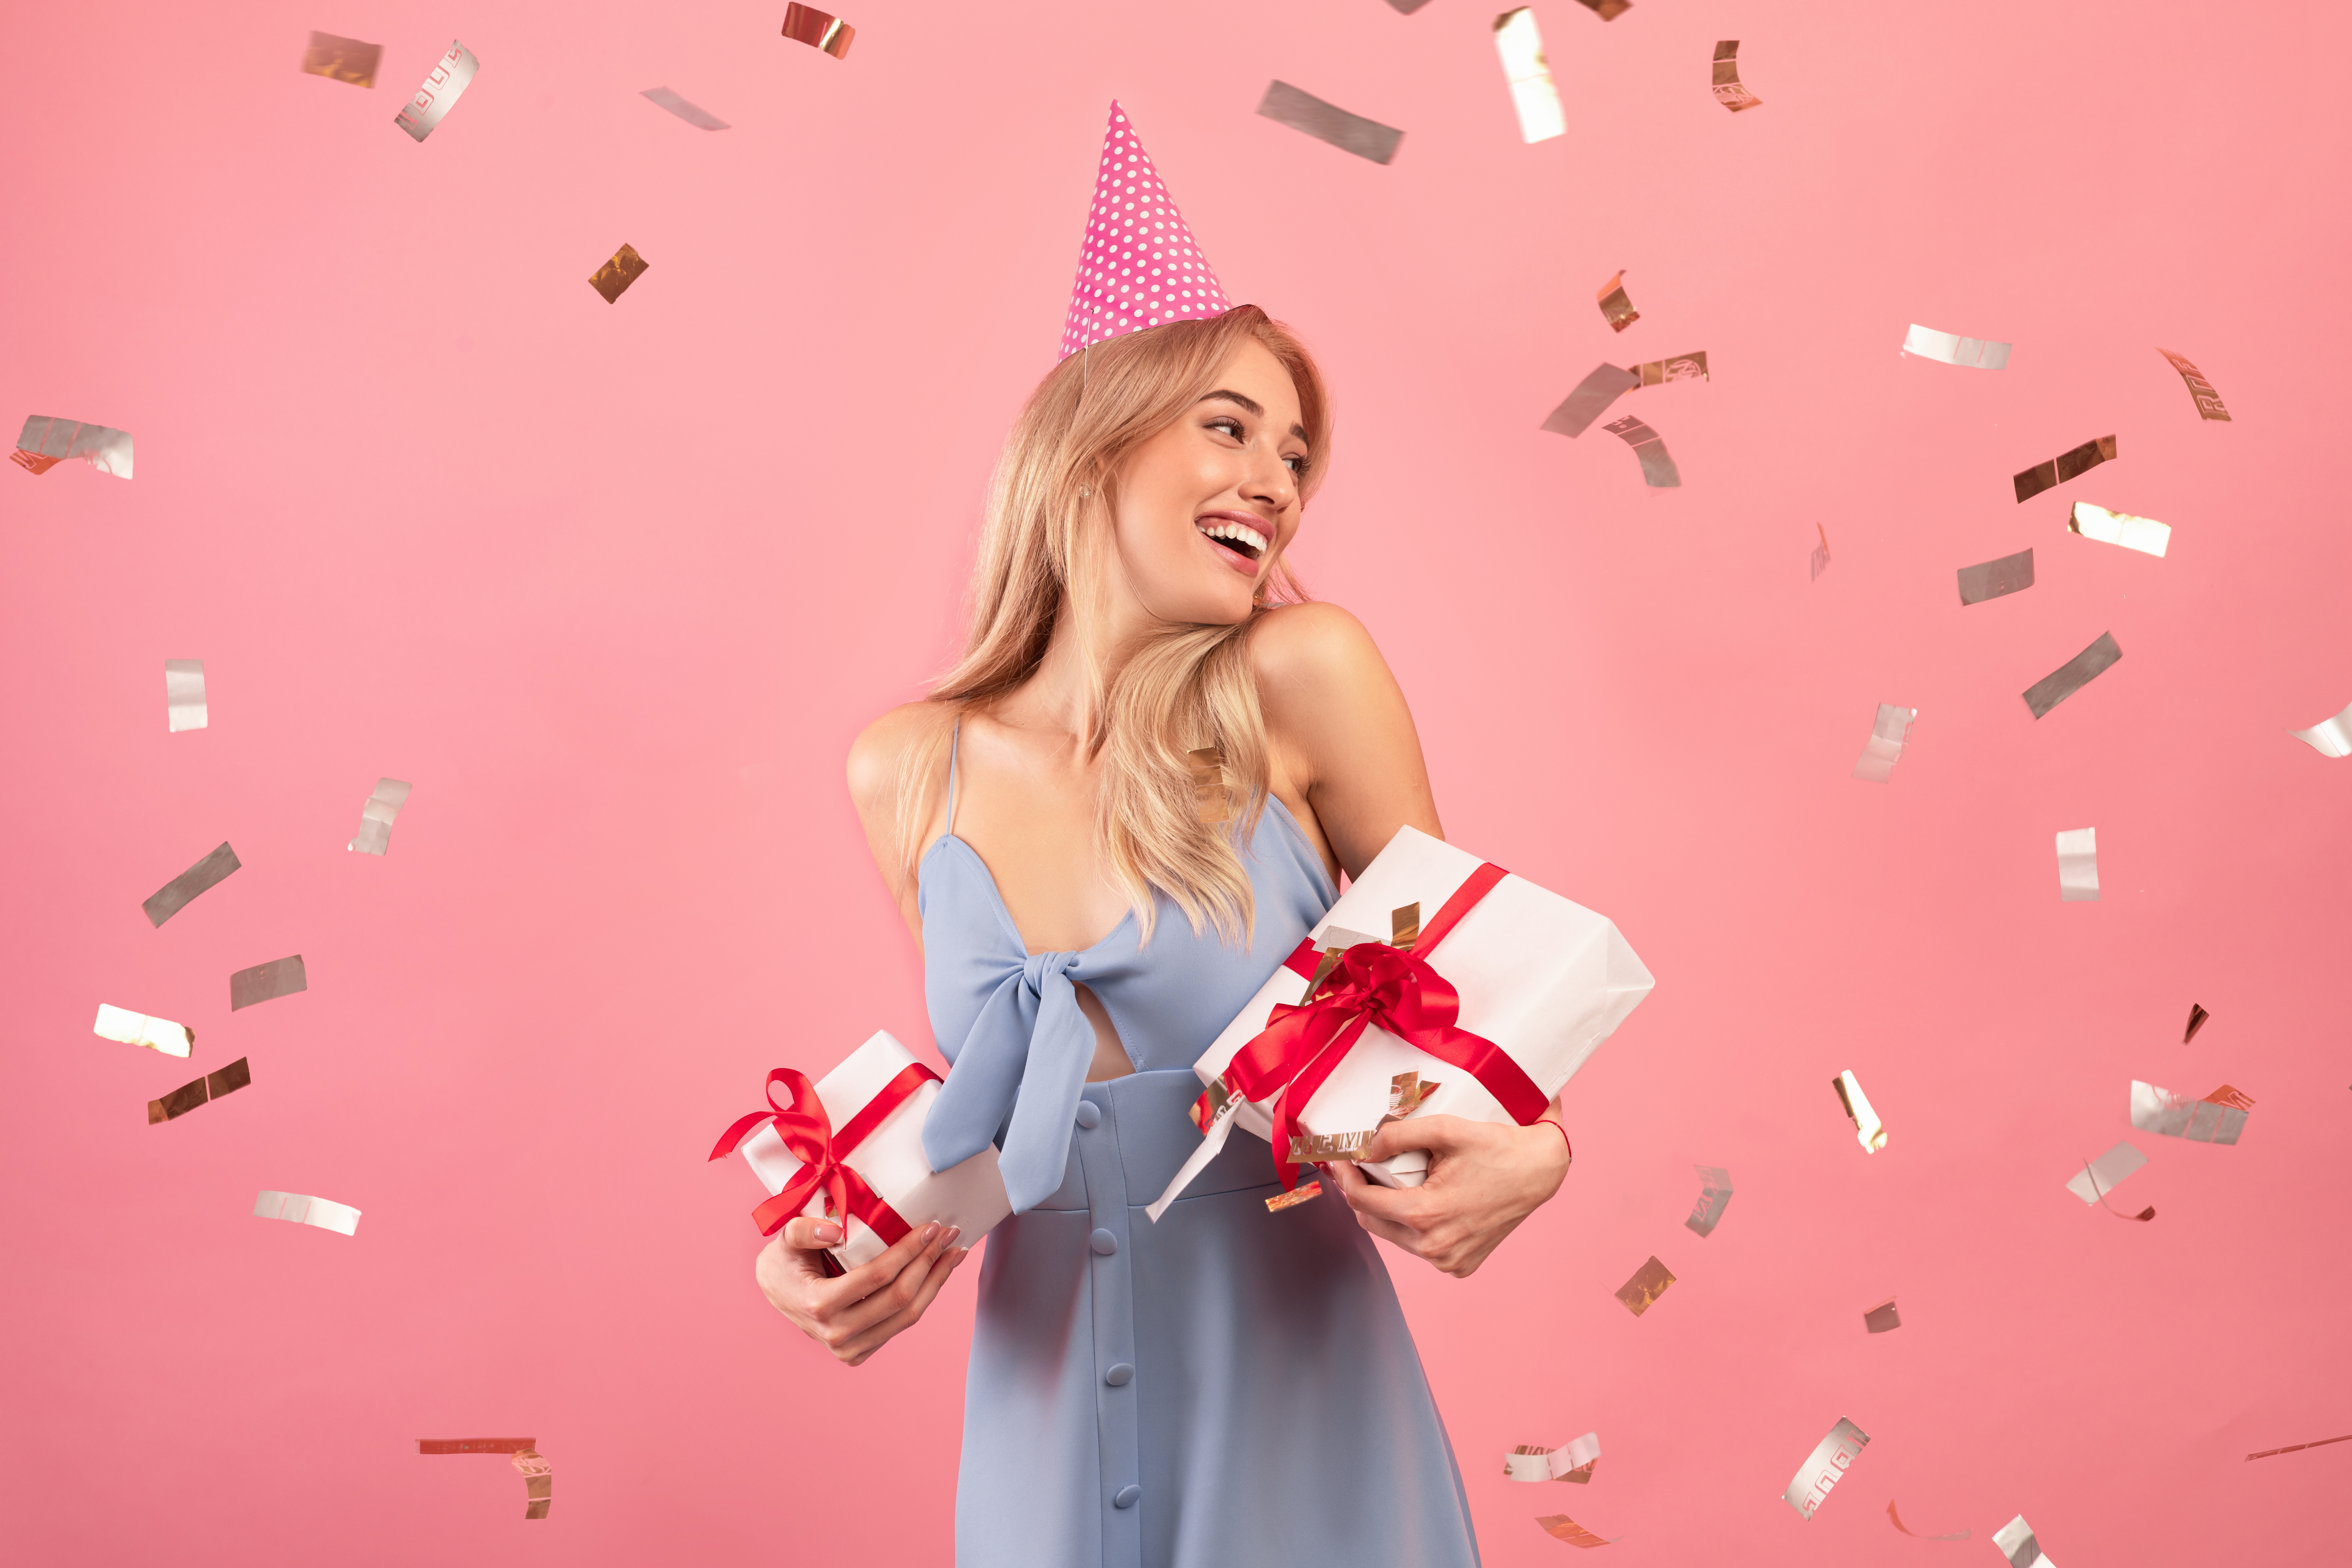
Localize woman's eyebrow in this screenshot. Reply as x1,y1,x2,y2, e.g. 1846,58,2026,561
1198,388,1308,442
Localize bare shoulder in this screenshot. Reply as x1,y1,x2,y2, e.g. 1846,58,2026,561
846,699,958,829
1246,601,1392,702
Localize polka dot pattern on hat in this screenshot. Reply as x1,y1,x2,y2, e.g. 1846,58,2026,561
1058,101,1234,360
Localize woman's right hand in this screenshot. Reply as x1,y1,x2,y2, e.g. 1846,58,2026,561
754,1217,972,1367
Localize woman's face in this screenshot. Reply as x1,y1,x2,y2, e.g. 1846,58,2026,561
1108,337,1309,627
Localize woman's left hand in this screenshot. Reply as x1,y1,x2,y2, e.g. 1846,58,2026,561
1325,1115,1571,1278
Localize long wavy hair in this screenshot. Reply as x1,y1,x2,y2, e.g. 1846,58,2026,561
893,306,1333,945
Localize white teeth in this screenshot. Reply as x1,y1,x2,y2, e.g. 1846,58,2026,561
1197,519,1268,555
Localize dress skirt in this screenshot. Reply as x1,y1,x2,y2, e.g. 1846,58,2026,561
953,1068,1481,1568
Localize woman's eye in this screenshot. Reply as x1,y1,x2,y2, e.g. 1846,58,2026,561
1207,418,1242,439
1283,455,1307,475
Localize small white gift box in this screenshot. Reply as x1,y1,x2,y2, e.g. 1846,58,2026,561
733,1030,1011,1271
1150,826,1653,1216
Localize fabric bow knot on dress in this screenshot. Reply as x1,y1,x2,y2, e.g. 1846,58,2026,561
923,948,1101,1214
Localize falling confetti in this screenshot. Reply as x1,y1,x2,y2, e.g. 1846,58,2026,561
2067,1142,2153,1219
2183,1003,2210,1043
1887,1500,1969,1539
1534,1513,1617,1547
164,659,206,732
2068,503,2170,557
2130,1080,2249,1144
13,415,133,479
2286,699,2352,758
394,40,480,143
1575,0,1631,17
780,4,855,58
514,1448,552,1520
1782,1417,1870,1518
1492,9,1566,144
1264,1180,1323,1212
1833,1070,1886,1151
1993,1513,2056,1568
1863,1298,1901,1333
1595,271,1638,332
1684,1166,1732,1237
93,1003,192,1058
1600,414,1680,487
640,88,729,130
1506,1431,1600,1482
229,955,308,1011
1810,524,1831,581
1541,364,1639,438
148,1058,250,1124
2013,435,2115,503
1711,41,1764,112
2156,348,2231,421
253,1190,361,1237
2022,631,2122,719
1901,323,2011,369
143,842,241,928
1255,81,1405,164
1631,352,1707,385
1958,549,2035,606
2057,827,2099,901
419,1438,550,1519
1613,1255,1675,1316
589,244,650,303
299,31,381,87
348,778,412,855
1851,704,1917,783
2245,1432,2352,1462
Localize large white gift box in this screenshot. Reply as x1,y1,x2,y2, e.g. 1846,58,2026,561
1150,826,1654,1216
732,1029,1011,1272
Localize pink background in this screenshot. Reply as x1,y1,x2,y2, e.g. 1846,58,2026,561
5,0,2346,1561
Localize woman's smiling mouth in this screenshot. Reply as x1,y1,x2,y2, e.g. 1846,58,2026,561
1196,516,1268,566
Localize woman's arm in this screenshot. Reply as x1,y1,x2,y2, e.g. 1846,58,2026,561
1252,603,1574,1278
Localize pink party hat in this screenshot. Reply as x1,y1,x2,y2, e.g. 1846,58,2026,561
1059,102,1233,359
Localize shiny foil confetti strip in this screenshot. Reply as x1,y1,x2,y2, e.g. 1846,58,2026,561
419,1437,538,1454
1711,41,1764,112
590,244,650,303
1614,1255,1675,1316
1576,0,1632,18
1810,524,1830,581
1632,352,1707,385
229,954,308,1011
1599,414,1680,487
2056,827,2099,901
1288,1129,1376,1162
148,1058,250,1124
1264,1179,1323,1212
1493,9,1566,144
1833,1070,1886,1152
2246,1432,2352,1461
165,659,206,732
13,415,134,478
1541,364,1639,438
1850,704,1917,783
1863,1297,1900,1333
1993,1513,2056,1568
1782,1417,1870,1518
781,4,855,58
1256,81,1405,164
640,87,729,129
1685,1165,1733,1237
2065,1140,2149,1210
253,1190,361,1236
2022,631,2122,719
299,31,381,87
2183,1003,2210,1043
2012,435,2115,503
2288,699,2352,757
394,40,480,143
1958,548,2035,606
514,1448,552,1519
142,841,241,928
1595,271,1639,332
349,778,412,854
2157,348,2231,421
2068,503,2169,558
1534,1513,1616,1547
1506,1431,1601,1482
2130,1080,2249,1144
1888,1501,1969,1539
93,1003,192,1058
1900,323,2011,370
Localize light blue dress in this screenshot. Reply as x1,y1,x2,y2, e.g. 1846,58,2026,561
919,728,1481,1568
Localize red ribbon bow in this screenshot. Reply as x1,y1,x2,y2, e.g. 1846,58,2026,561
708,1062,939,1241
1209,862,1548,1189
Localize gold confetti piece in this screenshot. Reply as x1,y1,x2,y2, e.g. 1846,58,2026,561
2067,503,2169,558
1506,1431,1600,1482
1599,414,1680,487
1631,352,1707,385
2012,434,2115,503
514,1449,552,1518
253,1190,361,1236
1888,1500,1970,1539
1783,1416,1870,1518
2065,1141,2149,1212
348,778,412,855
147,1058,250,1124
1492,9,1566,144
1901,323,2010,370
590,244,650,304
1542,364,1639,438
2022,631,2122,719
1595,271,1638,332
781,4,855,58
1382,1070,1440,1123
1851,704,1916,783
1613,1255,1675,1316
1189,746,1231,825
13,415,133,479
1992,1513,2054,1568
1264,1179,1323,1212
1711,41,1763,112
1535,1513,1616,1547
1863,1297,1900,1334
165,659,206,732
1810,524,1830,581
143,841,241,928
2289,699,2352,758
1958,548,2034,605
1832,1070,1886,1152
2246,1432,2352,1461
93,1003,192,1058
1685,1166,1732,1237
2056,827,2099,902
1390,902,1421,948
2130,1080,2247,1143
1256,80,1405,164
229,954,308,1011
394,40,480,144
2204,1082,2255,1110
1288,1129,1376,1162
419,1438,537,1455
299,30,381,88
1575,0,1632,18
2183,1003,2210,1043
2157,348,2231,422
640,87,729,130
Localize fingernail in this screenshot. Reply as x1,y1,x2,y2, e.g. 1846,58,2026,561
943,1226,963,1245
814,1223,842,1244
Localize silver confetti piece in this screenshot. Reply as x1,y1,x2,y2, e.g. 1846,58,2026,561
1633,351,1708,385
1958,548,2035,605
2065,1140,2146,1205
1492,8,1566,144
1993,1513,2056,1568
2068,503,2169,558
230,954,308,1011
1256,81,1405,164
1600,414,1681,487
1684,1166,1732,1237
1900,323,2010,369
143,842,241,927
254,1190,362,1236
1850,704,1916,783
2057,827,2099,901
640,87,729,130
2022,631,2121,719
394,40,481,143
1542,364,1639,438
93,1003,192,1057
2014,435,2115,504
2289,699,2352,758
2129,1081,2247,1144
164,659,206,732
12,415,134,479
348,778,413,855
1782,1416,1870,1519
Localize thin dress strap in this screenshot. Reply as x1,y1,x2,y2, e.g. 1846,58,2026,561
944,719,961,837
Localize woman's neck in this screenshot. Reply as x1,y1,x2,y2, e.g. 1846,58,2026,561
998,572,1158,744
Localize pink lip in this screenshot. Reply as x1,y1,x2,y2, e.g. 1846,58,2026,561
1195,511,1270,578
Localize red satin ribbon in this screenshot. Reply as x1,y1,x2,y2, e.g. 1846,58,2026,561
708,1061,940,1241
1210,861,1548,1189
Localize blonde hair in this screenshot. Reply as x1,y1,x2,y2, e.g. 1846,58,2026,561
895,306,1333,944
